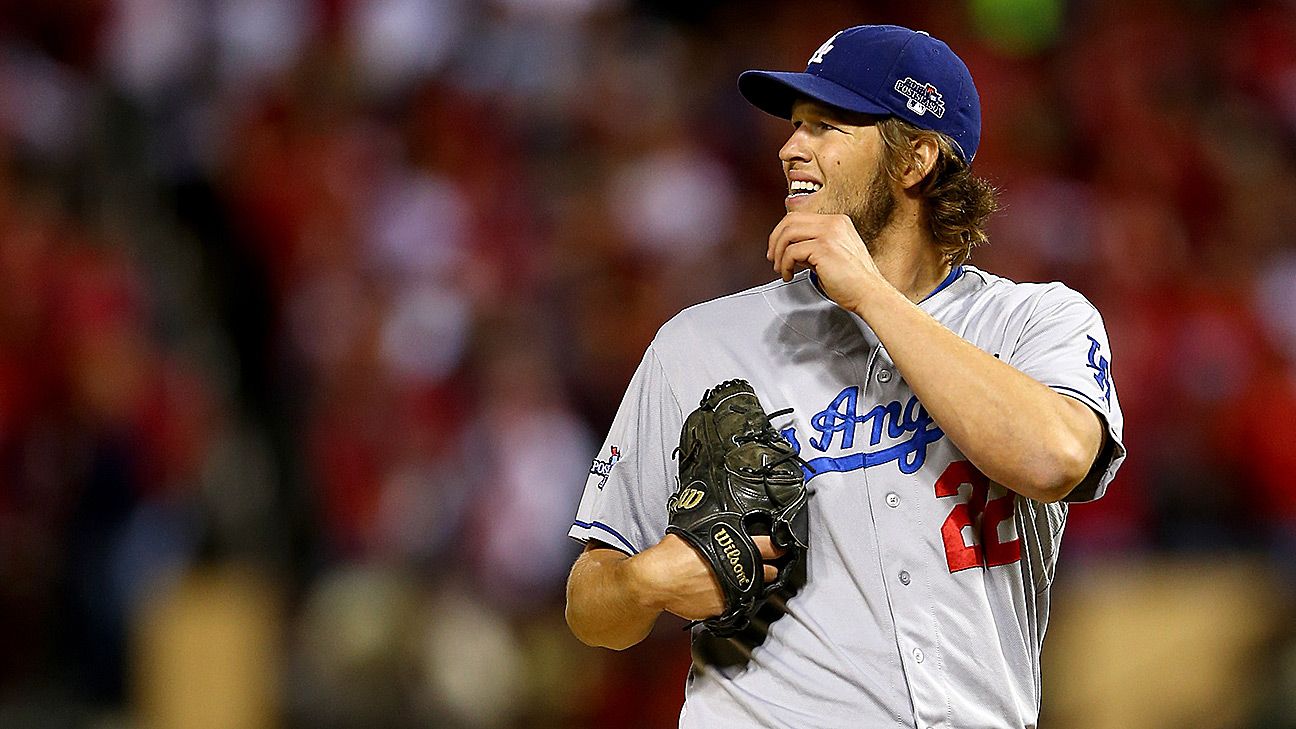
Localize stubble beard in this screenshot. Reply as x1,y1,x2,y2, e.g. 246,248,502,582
846,161,898,253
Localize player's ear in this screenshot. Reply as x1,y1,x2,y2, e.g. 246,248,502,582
900,135,939,189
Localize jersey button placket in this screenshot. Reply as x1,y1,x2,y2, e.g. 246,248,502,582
866,349,940,716
869,354,942,718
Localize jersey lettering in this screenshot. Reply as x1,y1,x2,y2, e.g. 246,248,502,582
934,460,1022,572
780,387,945,480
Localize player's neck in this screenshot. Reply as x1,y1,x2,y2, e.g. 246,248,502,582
870,225,951,304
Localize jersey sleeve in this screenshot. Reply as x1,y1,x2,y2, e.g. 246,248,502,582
1006,285,1126,502
569,344,685,555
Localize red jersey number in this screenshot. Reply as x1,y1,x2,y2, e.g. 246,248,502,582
934,460,1022,572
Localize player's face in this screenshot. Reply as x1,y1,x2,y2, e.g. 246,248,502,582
780,100,897,245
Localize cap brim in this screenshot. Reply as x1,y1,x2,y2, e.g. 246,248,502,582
738,70,892,120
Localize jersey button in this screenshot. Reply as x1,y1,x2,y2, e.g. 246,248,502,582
886,493,900,508
876,369,893,383
899,570,911,585
912,647,925,663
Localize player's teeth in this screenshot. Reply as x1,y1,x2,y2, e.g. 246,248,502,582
788,181,823,195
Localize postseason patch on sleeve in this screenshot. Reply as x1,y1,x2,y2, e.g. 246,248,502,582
589,445,622,490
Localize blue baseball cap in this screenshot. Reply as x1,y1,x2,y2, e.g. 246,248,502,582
738,25,982,164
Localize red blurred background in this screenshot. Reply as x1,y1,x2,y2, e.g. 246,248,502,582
0,0,1295,727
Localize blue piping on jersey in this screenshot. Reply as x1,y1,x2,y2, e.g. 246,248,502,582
920,265,964,303
809,271,829,298
1051,385,1106,415
809,265,963,304
572,519,638,554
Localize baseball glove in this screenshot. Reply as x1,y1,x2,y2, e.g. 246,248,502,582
666,378,810,636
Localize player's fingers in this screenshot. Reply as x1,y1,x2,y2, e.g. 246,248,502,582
769,218,820,272
777,239,818,282
753,535,787,560
767,215,798,263
766,218,784,261
767,213,811,260
763,564,779,583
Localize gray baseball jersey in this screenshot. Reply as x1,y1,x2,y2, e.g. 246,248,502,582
569,265,1126,729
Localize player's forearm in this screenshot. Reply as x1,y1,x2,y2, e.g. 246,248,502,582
565,547,663,650
853,282,1100,502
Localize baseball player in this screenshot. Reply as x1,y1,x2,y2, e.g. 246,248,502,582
565,25,1125,729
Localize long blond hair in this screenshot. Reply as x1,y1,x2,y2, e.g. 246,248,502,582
877,117,1000,265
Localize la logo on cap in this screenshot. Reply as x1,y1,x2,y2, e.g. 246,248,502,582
808,31,842,65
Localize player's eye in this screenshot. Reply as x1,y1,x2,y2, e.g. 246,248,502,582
792,119,841,133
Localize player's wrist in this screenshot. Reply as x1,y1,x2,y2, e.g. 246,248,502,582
838,270,888,318
848,271,909,320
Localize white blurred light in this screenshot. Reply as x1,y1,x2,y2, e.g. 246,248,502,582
611,146,737,258
0,48,92,161
367,172,470,280
420,591,524,727
346,0,465,96
101,0,205,98
296,566,422,714
215,0,316,86
477,409,594,595
1256,250,1296,363
379,284,471,384
494,0,621,21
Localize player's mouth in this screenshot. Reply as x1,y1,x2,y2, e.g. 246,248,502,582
786,179,823,207
787,180,823,198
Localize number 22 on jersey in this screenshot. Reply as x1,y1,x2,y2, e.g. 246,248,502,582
934,460,1022,572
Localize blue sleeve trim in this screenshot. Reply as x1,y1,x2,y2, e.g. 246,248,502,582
572,520,639,554
1051,385,1106,415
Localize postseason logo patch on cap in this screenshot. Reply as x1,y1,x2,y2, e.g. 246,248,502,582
893,77,946,119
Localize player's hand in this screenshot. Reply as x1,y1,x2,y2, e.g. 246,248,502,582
629,534,784,621
767,212,885,313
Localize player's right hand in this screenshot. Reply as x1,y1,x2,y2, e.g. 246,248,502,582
629,534,784,621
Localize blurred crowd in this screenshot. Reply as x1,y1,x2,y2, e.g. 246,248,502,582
1,0,1295,727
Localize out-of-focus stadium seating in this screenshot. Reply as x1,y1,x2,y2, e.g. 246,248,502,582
0,1,1294,727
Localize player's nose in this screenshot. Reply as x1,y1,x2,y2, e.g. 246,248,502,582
779,129,811,167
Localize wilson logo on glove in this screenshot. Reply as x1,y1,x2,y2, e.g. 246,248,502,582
667,378,813,636
711,525,752,587
670,487,706,511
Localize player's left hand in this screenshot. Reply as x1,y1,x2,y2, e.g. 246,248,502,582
767,212,884,313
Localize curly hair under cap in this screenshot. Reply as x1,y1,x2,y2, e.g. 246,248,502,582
876,117,999,266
